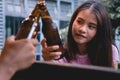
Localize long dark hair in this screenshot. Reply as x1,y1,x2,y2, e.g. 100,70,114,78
65,1,113,67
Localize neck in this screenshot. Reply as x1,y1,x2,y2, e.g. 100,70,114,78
77,44,87,55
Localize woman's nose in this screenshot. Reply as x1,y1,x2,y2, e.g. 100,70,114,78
78,25,87,34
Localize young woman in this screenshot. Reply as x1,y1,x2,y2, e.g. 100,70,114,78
41,1,119,70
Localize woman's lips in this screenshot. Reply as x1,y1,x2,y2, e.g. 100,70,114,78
76,33,86,38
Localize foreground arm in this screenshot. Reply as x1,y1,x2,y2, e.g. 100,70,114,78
0,36,38,80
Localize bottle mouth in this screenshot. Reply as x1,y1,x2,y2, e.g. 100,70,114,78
37,1,46,10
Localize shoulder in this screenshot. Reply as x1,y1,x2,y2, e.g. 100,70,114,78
112,44,119,62
112,44,119,54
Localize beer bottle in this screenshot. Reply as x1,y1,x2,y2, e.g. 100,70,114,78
15,2,41,40
39,1,64,55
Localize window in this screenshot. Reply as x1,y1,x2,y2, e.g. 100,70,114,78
60,1,72,20
6,0,22,13
5,16,24,37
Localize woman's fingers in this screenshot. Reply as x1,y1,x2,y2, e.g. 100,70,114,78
42,45,62,60
41,38,47,48
42,51,62,61
41,38,62,61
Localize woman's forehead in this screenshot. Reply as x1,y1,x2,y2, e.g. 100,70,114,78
76,9,97,24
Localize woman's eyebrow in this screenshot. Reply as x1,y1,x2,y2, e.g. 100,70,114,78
77,17,84,21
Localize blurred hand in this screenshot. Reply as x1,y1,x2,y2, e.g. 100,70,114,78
0,36,38,73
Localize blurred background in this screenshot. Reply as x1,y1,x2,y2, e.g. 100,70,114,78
0,0,120,62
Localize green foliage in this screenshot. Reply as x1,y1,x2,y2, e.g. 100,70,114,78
59,26,68,43
100,0,120,19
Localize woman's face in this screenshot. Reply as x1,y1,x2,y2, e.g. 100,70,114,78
72,9,97,45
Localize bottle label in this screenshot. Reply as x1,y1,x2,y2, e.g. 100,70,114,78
41,16,50,19
27,22,37,39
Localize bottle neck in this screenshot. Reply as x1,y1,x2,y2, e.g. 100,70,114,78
41,10,51,19
29,2,41,23
40,10,53,23
38,0,52,22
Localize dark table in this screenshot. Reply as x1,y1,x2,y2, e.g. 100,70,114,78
11,61,120,80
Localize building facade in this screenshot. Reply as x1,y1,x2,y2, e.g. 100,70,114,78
0,0,5,52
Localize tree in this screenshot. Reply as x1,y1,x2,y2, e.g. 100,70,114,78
100,0,120,28
100,0,120,41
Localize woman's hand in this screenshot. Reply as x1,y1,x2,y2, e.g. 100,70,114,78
41,38,62,61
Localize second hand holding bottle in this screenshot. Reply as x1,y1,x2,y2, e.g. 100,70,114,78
39,0,64,59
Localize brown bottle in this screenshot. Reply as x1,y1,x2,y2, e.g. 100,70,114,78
39,1,64,54
15,2,41,40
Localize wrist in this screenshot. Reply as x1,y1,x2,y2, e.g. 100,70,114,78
0,60,16,80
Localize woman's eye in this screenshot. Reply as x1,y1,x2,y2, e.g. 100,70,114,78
77,20,83,24
89,25,97,30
